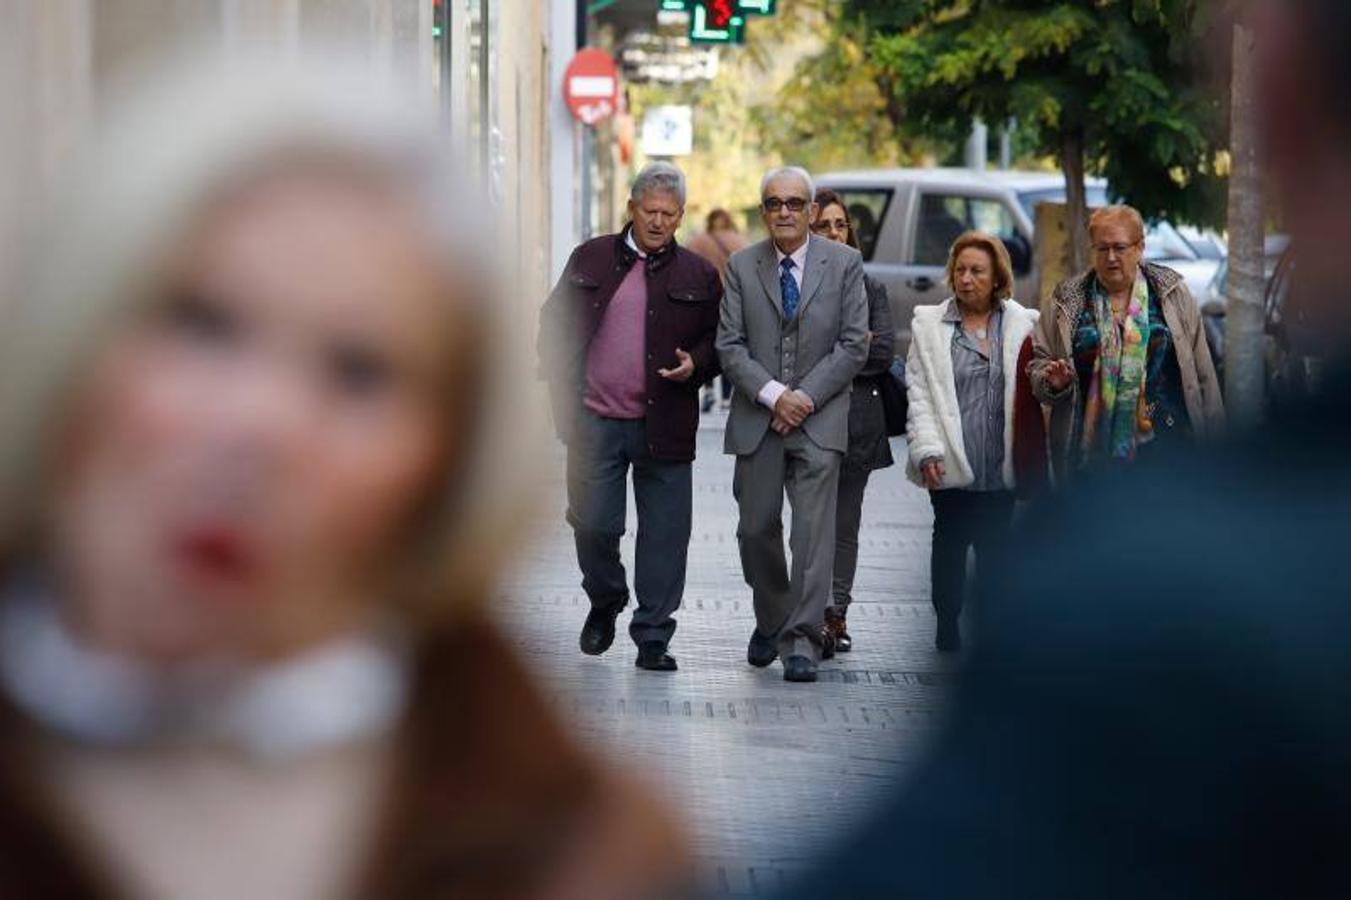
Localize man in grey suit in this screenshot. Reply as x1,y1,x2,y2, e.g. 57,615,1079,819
716,166,869,682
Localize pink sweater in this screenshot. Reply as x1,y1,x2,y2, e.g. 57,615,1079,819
584,258,648,419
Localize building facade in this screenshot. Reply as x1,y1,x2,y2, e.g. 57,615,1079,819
1,0,578,318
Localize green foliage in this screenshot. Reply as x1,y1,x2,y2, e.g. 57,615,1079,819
852,0,1232,227
750,5,959,174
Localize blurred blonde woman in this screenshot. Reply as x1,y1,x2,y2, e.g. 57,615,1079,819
905,232,1039,652
0,54,683,900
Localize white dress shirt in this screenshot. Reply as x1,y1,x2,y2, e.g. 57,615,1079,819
624,229,648,258
757,238,812,410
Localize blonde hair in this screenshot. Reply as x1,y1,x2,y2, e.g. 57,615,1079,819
0,50,542,623
1088,205,1146,243
945,231,1016,302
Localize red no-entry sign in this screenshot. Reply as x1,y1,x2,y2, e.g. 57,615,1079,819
563,48,620,126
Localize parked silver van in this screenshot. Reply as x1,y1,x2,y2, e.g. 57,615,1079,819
816,168,1108,348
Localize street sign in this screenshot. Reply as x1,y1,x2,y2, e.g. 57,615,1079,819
640,106,694,157
563,48,620,126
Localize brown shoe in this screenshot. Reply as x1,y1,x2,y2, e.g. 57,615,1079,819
820,623,836,660
826,608,852,653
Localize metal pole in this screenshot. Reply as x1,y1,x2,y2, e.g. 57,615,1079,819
576,0,592,240
964,119,988,171
437,0,453,124
478,0,491,184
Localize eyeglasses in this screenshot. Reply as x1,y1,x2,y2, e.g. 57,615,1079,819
1092,242,1141,257
762,196,808,214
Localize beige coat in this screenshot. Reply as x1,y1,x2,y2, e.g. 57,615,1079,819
1028,262,1225,480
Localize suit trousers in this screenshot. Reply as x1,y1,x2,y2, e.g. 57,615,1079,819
928,489,1015,629
830,462,873,610
566,411,692,648
733,428,842,661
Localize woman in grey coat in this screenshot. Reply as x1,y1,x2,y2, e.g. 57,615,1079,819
812,189,895,653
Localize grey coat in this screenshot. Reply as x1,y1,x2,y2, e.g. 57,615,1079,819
845,274,896,470
716,235,870,456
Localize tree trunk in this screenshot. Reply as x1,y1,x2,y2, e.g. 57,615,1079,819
1225,21,1265,428
1059,127,1090,275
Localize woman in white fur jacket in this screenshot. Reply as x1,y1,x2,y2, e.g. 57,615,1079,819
905,232,1040,651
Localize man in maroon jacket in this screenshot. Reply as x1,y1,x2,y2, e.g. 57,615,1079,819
538,162,722,671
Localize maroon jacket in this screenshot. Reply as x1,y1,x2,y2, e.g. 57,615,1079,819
538,227,722,462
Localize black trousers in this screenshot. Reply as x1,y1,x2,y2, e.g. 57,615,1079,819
928,489,1015,628
565,412,692,648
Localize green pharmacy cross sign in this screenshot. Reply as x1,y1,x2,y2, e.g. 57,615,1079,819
659,0,777,45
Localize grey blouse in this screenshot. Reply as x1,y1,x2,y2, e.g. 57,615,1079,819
943,303,1006,492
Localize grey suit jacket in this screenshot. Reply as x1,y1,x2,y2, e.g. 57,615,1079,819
716,235,869,455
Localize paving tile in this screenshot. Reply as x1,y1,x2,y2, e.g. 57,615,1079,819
496,411,955,895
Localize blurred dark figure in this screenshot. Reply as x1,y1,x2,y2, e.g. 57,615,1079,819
779,1,1351,896
687,209,747,412
809,189,894,654
538,162,721,672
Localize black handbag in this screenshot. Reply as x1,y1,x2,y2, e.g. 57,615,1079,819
880,356,908,437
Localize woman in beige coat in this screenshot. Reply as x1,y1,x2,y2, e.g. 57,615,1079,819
1029,205,1225,481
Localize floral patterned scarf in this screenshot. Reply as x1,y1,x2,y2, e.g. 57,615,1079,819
1080,273,1152,462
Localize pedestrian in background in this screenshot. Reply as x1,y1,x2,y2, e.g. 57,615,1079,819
686,207,747,285
717,166,869,682
810,188,895,654
905,232,1040,651
688,208,748,412
1029,205,1225,480
0,54,687,900
538,162,722,672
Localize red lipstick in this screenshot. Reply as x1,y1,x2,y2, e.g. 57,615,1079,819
173,525,258,584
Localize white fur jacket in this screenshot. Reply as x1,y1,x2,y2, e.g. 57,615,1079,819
904,297,1040,490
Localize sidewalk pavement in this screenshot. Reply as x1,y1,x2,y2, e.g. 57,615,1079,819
496,409,958,897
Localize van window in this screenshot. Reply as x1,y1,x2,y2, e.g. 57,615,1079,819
824,189,891,262
913,194,1019,266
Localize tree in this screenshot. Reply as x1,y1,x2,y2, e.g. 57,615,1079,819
751,12,947,173
1224,18,1263,426
855,0,1231,272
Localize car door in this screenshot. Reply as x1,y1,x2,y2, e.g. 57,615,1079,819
898,189,1031,339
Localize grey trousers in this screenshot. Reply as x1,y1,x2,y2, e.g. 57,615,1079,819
733,428,842,662
831,462,872,610
566,412,692,648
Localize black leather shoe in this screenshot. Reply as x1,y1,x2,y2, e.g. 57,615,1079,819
747,629,777,668
635,641,678,672
579,599,625,656
935,620,961,653
783,655,818,683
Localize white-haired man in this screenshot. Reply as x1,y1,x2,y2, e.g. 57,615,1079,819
716,166,869,682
